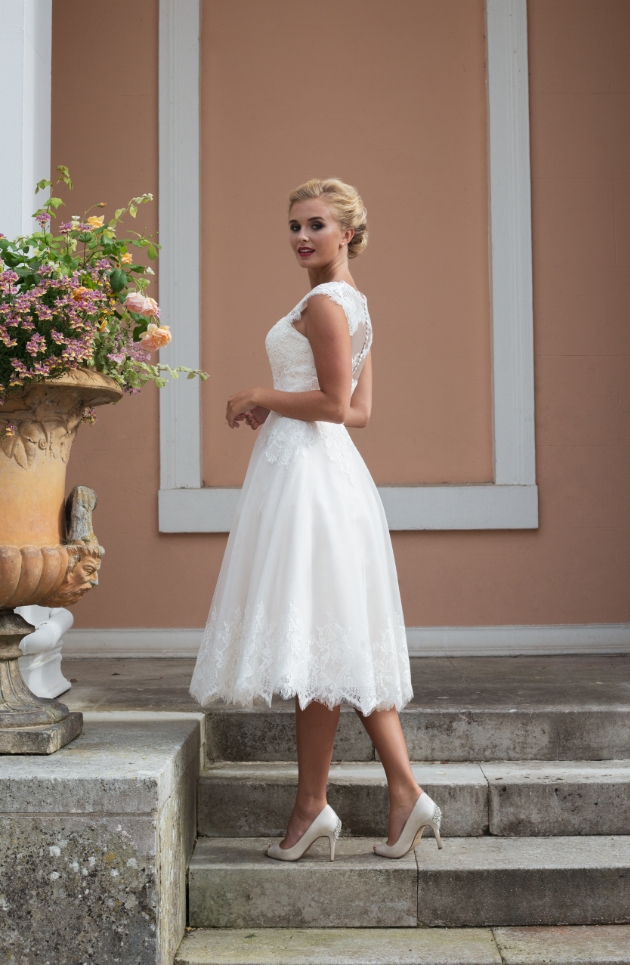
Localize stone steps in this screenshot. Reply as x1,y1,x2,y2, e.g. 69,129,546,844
187,835,630,929
197,760,630,838
175,925,630,965
206,706,630,763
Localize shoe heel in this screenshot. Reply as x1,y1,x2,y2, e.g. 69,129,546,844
430,804,443,849
328,833,336,861
329,817,342,861
431,823,443,849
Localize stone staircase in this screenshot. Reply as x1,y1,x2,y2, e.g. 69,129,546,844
174,672,630,964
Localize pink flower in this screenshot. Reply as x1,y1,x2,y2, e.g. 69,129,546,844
124,291,148,313
142,296,159,317
124,291,160,317
26,333,46,356
139,323,172,352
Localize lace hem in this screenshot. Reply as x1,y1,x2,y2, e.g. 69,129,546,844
190,601,412,715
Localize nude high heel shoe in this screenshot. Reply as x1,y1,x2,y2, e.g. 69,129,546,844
373,792,443,859
266,804,342,862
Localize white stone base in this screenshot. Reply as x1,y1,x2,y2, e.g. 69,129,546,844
18,644,69,699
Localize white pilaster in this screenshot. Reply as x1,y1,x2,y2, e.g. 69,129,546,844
158,0,203,490
0,0,52,237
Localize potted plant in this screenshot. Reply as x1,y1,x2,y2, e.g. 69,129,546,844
0,167,206,752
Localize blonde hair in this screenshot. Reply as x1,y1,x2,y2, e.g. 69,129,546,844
288,178,368,259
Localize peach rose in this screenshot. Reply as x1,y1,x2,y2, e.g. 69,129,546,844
124,291,147,313
120,253,133,264
124,292,160,317
142,296,159,317
140,323,172,352
86,216,104,229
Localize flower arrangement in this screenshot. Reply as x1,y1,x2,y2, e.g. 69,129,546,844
0,166,206,401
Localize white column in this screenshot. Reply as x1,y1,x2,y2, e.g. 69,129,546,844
0,0,52,238
486,0,536,486
158,0,202,490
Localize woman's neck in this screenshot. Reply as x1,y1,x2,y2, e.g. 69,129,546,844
308,259,355,289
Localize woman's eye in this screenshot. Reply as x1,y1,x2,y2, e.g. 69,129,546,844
312,222,324,230
290,224,299,231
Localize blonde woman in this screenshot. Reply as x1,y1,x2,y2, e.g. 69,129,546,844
190,179,443,860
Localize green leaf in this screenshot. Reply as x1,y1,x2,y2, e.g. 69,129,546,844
56,165,73,188
147,245,157,260
109,268,127,293
129,205,137,218
187,371,196,379
49,197,64,209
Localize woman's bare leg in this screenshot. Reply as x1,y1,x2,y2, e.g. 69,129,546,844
281,699,341,849
356,708,422,844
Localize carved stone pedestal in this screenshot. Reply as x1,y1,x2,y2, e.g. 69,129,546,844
0,609,82,754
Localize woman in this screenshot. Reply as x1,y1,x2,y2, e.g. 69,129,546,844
190,178,443,861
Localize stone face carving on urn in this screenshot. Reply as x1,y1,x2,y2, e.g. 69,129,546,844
0,488,104,609
43,486,104,607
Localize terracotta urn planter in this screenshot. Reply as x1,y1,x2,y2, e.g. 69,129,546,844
0,368,122,753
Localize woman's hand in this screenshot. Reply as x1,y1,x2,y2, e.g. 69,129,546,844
244,405,270,429
226,388,261,428
226,390,271,429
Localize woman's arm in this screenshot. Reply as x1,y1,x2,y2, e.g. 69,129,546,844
344,353,372,428
226,294,352,428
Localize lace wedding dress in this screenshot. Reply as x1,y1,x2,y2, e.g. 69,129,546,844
190,280,412,714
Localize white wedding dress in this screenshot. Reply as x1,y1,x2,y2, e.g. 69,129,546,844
190,280,412,714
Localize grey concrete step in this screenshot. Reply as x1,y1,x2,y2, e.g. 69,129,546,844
175,925,630,964
197,760,630,838
188,835,630,929
206,707,630,763
484,761,630,836
198,762,488,838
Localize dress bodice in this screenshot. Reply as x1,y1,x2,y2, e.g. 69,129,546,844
265,281,372,394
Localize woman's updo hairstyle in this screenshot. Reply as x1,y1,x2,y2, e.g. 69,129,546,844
288,178,368,259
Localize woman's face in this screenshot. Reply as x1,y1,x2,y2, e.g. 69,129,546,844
289,199,353,269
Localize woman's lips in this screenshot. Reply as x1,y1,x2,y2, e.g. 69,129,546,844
298,247,315,257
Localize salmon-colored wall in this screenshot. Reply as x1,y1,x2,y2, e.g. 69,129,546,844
51,0,229,629
54,0,630,631
200,0,493,487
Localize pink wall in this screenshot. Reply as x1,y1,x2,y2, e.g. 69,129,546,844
53,0,630,630
200,0,493,488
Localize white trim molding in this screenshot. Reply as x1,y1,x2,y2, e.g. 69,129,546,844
159,481,539,533
0,0,52,237
64,624,630,659
157,0,538,532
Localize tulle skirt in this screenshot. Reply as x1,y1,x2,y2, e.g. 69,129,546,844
189,412,412,714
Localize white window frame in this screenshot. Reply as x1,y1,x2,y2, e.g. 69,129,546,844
158,0,537,533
